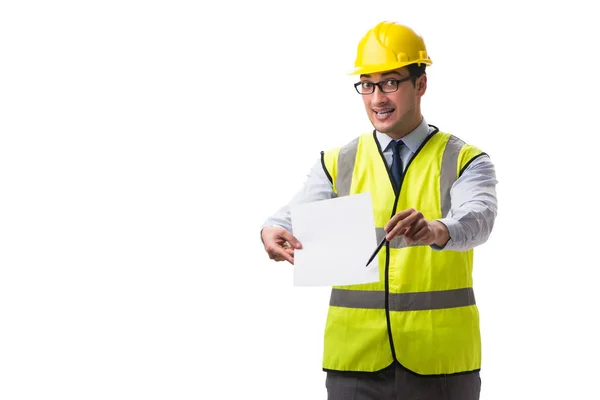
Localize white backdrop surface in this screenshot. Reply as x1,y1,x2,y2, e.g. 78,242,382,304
1,1,598,399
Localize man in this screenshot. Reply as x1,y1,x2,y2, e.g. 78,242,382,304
261,21,497,400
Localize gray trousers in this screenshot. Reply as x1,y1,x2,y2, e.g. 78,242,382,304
326,364,480,400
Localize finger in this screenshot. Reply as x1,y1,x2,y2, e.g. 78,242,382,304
387,211,422,240
386,208,422,234
415,225,437,245
278,246,297,264
406,225,429,245
384,209,413,232
404,219,427,240
385,213,413,240
271,248,294,264
265,241,294,263
273,254,295,263
284,247,295,257
386,222,407,241
279,230,302,249
271,247,294,259
279,246,295,263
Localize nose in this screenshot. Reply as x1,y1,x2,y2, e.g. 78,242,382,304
371,85,388,105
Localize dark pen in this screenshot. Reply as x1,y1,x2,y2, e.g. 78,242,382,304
366,234,388,267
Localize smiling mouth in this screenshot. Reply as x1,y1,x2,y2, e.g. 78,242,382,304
375,108,395,116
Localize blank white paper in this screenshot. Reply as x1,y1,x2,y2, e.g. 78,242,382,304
290,192,380,287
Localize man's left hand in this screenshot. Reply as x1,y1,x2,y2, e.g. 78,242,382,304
384,208,450,247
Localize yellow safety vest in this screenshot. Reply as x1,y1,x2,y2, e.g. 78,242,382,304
321,127,485,375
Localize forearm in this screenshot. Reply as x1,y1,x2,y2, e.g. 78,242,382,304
431,155,498,252
435,201,497,251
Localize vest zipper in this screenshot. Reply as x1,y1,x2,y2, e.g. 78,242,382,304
373,127,439,365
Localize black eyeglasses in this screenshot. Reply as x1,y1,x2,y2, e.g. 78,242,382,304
354,77,413,95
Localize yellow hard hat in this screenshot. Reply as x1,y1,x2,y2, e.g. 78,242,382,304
350,21,432,75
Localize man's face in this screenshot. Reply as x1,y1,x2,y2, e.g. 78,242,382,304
358,67,426,137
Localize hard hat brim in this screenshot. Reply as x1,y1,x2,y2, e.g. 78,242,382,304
348,59,432,76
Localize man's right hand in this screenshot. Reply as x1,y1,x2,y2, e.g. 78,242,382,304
261,226,302,265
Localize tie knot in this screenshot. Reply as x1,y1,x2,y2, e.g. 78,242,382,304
391,140,404,154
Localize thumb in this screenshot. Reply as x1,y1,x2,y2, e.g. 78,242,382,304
281,230,302,249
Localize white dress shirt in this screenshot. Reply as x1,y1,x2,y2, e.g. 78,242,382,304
262,118,498,251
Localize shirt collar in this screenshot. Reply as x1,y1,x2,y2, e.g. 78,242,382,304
376,117,432,154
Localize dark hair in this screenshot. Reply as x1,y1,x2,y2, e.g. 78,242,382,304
407,63,427,85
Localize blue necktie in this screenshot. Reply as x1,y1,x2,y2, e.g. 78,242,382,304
390,140,404,189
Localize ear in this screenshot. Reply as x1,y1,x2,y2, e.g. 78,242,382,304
417,75,427,95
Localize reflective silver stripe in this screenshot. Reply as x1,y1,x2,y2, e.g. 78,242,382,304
440,135,465,218
330,288,475,311
330,289,385,309
336,138,359,196
389,287,476,311
375,227,419,249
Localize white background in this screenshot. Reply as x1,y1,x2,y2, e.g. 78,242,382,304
1,1,599,399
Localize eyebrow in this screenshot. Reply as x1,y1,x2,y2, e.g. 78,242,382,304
360,71,405,79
